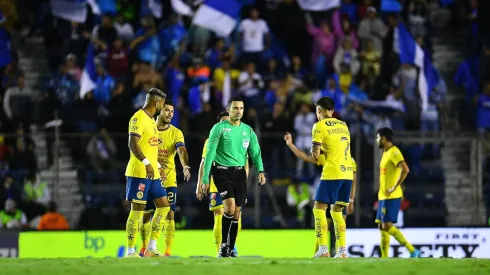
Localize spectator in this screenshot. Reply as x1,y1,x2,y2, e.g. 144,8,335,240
205,38,235,70
37,201,69,231
91,14,118,46
305,13,336,70
3,74,33,128
290,56,308,81
0,199,27,229
130,16,160,69
186,57,211,82
9,125,37,171
159,13,187,59
86,128,118,172
93,64,115,106
113,13,134,43
188,81,211,115
340,0,358,23
293,103,316,178
0,135,11,164
476,82,490,133
107,82,132,132
393,63,419,127
22,172,50,220
359,39,381,76
408,0,430,38
286,180,311,227
62,22,90,62
262,58,284,87
132,62,163,91
332,9,360,50
238,8,270,65
238,62,265,107
213,58,240,108
358,7,387,54
333,37,361,77
106,38,130,80
65,54,82,82
0,176,21,207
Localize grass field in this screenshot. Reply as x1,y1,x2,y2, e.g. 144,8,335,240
1,258,489,275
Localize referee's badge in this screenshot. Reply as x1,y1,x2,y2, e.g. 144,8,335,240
242,140,250,149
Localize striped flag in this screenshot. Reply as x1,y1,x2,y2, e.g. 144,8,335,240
80,44,97,98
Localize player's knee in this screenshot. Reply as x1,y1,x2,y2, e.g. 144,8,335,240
167,211,175,220
331,204,344,212
224,204,236,215
142,213,152,223
381,223,392,231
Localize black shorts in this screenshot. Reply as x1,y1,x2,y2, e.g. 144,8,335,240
211,165,247,207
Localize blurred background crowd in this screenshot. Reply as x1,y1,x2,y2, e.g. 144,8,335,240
0,0,489,231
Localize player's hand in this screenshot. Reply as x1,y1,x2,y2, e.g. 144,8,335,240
258,172,266,185
347,201,354,215
183,166,191,181
386,187,396,196
145,165,155,179
159,167,167,182
201,183,210,196
284,132,293,146
196,183,203,200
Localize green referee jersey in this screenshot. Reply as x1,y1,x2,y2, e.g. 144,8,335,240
202,120,264,184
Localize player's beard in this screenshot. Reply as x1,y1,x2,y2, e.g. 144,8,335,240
231,113,242,122
377,141,384,149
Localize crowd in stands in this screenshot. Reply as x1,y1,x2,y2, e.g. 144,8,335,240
0,0,487,229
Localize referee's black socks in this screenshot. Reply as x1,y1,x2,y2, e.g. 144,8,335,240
222,213,234,244
228,218,239,250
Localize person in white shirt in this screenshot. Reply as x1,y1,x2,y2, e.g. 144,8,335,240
293,103,316,178
114,13,134,43
238,8,270,65
238,62,264,107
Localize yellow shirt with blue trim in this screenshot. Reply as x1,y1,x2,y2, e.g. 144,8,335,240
125,110,160,179
158,125,185,188
202,139,218,193
378,146,404,200
312,118,354,180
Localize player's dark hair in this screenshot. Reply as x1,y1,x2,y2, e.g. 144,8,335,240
164,100,174,107
227,96,244,108
217,111,229,122
315,96,335,111
148,87,166,98
377,127,394,142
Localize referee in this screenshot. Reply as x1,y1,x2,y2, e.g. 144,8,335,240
201,97,266,257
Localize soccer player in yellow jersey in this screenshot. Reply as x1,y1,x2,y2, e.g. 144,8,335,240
376,127,421,258
310,96,353,258
139,100,191,257
195,111,248,255
284,132,357,255
124,88,170,258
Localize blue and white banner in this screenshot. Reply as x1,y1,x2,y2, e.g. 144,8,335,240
0,14,12,68
80,44,97,98
297,0,340,11
192,0,245,36
148,0,162,18
50,0,101,23
394,23,439,111
171,0,194,16
381,0,402,12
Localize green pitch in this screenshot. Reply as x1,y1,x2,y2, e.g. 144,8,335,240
1,258,489,275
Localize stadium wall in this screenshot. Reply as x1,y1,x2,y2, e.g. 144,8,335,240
1,228,488,258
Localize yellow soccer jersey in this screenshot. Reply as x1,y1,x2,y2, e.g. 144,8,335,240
378,145,404,200
125,110,160,179
312,117,353,180
158,125,185,188
317,155,356,172
202,139,218,193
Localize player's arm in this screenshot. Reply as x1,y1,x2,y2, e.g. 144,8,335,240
128,117,158,179
284,132,317,164
196,158,205,200
176,131,191,181
310,123,323,160
202,124,221,184
249,130,266,184
245,156,249,178
389,151,410,193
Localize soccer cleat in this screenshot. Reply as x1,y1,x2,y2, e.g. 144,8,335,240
232,246,238,257
139,248,146,257
218,243,230,258
334,253,348,258
164,253,171,258
410,249,421,258
125,252,141,258
313,250,330,258
144,249,165,257
229,250,237,258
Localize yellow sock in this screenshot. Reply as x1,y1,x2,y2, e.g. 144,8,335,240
213,214,223,251
387,226,414,253
314,239,319,254
140,220,151,249
126,210,144,253
313,209,328,250
330,211,347,251
380,230,390,258
164,220,175,254
236,217,242,247
150,207,170,242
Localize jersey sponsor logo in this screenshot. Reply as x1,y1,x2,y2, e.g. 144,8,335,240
158,138,163,145
159,148,168,156
340,165,353,172
131,118,137,124
243,140,250,149
148,136,159,146
220,191,228,198
136,191,144,199
325,120,346,127
138,183,145,191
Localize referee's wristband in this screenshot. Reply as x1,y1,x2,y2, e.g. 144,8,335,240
142,158,151,166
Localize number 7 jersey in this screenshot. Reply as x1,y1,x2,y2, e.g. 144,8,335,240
312,117,354,180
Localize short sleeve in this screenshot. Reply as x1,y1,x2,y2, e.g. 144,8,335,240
261,20,269,33
390,147,405,166
238,20,246,32
312,122,323,145
129,113,144,137
202,139,208,158
175,129,185,149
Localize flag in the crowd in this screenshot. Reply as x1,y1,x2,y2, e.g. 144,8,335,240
171,0,194,16
381,0,402,12
192,0,245,36
80,44,97,98
148,0,162,18
0,11,12,68
297,0,340,11
394,23,439,111
50,0,101,23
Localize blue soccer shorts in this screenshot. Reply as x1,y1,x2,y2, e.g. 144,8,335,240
126,177,167,205
145,187,177,212
375,198,402,223
314,180,352,206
